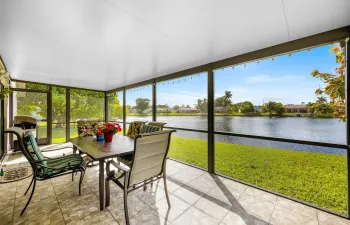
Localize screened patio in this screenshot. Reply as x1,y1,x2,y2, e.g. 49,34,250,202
1,1,350,225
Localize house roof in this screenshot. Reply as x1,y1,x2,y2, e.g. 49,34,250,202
178,108,197,111
0,0,349,90
284,104,307,109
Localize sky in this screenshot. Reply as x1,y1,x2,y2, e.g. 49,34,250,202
124,44,338,107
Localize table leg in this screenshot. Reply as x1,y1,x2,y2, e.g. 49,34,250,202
99,160,105,210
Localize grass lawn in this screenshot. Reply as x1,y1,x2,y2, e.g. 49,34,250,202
40,124,347,214
169,136,347,214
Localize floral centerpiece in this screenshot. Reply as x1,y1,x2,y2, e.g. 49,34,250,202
94,122,122,142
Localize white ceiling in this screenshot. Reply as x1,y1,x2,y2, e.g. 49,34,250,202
0,0,349,91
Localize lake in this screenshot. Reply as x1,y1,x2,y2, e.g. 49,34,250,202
126,116,347,155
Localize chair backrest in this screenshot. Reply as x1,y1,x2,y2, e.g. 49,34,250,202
77,120,100,137
126,121,145,139
127,130,175,187
146,122,167,131
4,127,40,167
23,131,45,162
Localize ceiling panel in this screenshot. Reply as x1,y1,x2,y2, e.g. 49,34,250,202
283,0,350,41
0,0,348,90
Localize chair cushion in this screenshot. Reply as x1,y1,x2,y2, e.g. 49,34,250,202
126,122,144,139
77,120,100,137
23,131,45,161
143,125,161,133
39,154,84,178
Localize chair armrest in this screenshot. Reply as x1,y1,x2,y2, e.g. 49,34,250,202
107,160,130,172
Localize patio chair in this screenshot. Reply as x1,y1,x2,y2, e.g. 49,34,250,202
105,130,176,225
5,127,86,216
119,122,165,165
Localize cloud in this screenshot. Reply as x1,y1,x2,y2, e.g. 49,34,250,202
246,75,305,83
157,90,206,107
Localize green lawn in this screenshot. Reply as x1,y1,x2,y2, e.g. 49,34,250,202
169,136,347,214
40,124,347,214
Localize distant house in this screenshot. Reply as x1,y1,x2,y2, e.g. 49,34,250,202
284,104,307,113
157,105,170,112
175,107,197,113
128,107,137,113
254,106,263,113
214,106,226,113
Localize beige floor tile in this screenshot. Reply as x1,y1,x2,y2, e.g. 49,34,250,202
188,176,217,193
13,197,61,224
129,207,171,225
218,177,248,193
59,193,101,224
135,184,166,206
238,194,275,222
0,210,14,225
157,178,183,192
173,186,205,205
221,209,268,225
171,162,190,170
317,210,350,225
151,194,191,222
107,195,150,224
166,165,186,176
207,186,242,205
172,170,202,184
15,208,65,225
172,206,219,225
243,187,277,204
270,205,318,225
67,211,118,225
276,197,317,219
194,197,231,221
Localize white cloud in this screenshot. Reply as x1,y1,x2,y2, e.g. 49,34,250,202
246,75,305,83
157,90,206,107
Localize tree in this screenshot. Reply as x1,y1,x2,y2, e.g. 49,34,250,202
316,96,327,104
263,101,276,117
311,43,345,120
215,97,225,107
108,92,124,120
306,102,314,114
262,101,285,117
223,91,232,107
186,105,191,108
214,91,233,114
16,85,106,128
173,105,180,110
135,98,151,114
239,101,254,113
196,98,208,113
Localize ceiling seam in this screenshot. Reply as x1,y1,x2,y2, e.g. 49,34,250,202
281,0,291,41
105,0,185,47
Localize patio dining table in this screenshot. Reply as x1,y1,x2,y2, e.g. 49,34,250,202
70,135,135,210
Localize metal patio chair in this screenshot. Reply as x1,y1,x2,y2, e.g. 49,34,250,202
5,127,86,215
105,130,176,225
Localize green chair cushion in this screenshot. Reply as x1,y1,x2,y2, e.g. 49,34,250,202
23,131,84,179
143,125,161,133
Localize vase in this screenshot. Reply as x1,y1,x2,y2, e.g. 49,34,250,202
96,135,104,141
104,132,114,142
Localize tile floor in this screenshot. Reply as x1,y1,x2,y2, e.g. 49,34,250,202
0,144,349,225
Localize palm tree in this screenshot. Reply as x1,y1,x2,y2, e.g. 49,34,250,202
316,96,327,104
